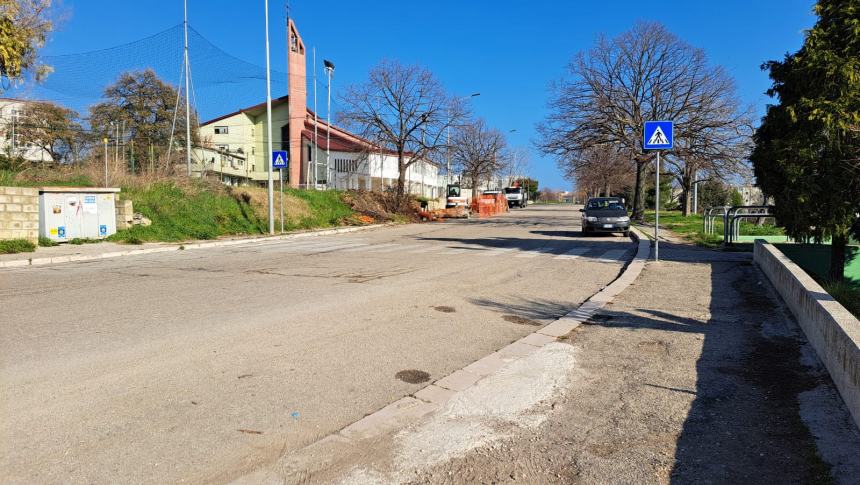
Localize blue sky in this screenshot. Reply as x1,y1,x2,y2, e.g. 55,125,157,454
38,0,816,189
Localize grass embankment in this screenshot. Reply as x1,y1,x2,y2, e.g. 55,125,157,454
2,165,419,246
644,210,784,247
109,182,357,243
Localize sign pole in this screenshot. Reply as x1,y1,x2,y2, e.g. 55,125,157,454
280,168,285,233
655,151,660,261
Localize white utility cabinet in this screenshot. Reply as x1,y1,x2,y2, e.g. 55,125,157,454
39,187,121,242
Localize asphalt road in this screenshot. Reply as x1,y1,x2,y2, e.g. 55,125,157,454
0,204,634,484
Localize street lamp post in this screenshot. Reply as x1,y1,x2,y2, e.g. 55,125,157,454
324,60,335,190
263,0,275,234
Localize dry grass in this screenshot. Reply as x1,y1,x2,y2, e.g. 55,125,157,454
230,187,312,225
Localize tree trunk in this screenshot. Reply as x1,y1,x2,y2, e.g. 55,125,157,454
829,233,847,283
632,161,646,221
396,152,406,199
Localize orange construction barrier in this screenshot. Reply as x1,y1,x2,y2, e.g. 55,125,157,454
470,192,510,218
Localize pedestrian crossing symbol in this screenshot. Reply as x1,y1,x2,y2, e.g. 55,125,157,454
272,150,288,169
643,121,673,150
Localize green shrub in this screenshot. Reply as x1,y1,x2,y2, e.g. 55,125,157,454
822,281,860,319
38,236,58,247
0,239,36,254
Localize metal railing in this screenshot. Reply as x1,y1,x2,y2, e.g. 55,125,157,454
703,205,777,245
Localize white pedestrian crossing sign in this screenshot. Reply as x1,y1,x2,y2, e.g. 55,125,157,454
272,150,288,169
643,121,673,150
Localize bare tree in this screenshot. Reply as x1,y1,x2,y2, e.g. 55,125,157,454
339,60,467,199
16,101,86,163
568,144,635,199
450,118,508,193
538,21,751,220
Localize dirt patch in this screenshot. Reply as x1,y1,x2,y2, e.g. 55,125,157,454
502,315,542,326
433,306,456,313
395,369,431,384
342,190,421,222
230,187,311,224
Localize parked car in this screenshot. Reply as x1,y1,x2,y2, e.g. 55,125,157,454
504,187,528,208
580,197,630,236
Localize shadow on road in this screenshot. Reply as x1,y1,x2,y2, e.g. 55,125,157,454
465,245,850,482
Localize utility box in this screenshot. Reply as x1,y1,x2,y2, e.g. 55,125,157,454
39,187,121,242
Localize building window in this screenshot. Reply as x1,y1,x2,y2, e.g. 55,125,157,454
214,126,229,135
215,144,228,152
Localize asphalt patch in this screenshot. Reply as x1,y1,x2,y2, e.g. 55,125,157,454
395,369,431,384
502,315,542,326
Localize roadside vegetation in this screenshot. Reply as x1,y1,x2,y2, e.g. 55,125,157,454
1,164,421,245
0,238,36,254
822,281,860,320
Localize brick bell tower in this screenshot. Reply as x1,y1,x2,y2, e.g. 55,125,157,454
287,19,306,187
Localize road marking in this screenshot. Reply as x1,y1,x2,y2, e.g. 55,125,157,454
339,243,399,253
478,247,517,257
595,249,628,262
515,247,554,258
307,242,370,253
554,247,590,260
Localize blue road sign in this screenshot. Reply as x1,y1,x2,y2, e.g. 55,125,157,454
643,121,673,150
272,150,288,169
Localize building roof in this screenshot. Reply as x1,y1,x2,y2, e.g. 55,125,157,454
200,95,290,126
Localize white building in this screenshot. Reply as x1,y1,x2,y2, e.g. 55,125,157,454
196,98,442,198
0,98,54,163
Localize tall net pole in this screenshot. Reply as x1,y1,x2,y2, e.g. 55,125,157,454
184,0,192,176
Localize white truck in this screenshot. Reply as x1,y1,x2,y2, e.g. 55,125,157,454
504,186,528,208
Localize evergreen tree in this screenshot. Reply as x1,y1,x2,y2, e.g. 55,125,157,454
750,0,860,281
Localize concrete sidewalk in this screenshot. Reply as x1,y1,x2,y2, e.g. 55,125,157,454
337,240,860,484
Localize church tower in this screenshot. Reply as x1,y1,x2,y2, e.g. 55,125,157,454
287,19,307,187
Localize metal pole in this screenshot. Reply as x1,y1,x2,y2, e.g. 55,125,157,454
103,138,109,187
280,168,284,233
692,174,698,214
325,67,337,189
184,0,192,176
130,139,135,174
149,142,154,172
655,151,660,261
326,67,332,190
312,47,317,189
264,0,275,234
11,110,16,157
114,123,119,169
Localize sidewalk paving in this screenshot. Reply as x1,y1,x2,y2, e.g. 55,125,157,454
371,240,860,484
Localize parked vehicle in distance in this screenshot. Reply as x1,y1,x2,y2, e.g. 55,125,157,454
504,187,528,208
580,197,630,236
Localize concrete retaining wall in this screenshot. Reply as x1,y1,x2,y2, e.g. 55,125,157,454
0,186,39,242
754,240,860,429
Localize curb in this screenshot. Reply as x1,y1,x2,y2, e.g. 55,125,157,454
0,224,392,270
242,230,652,482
